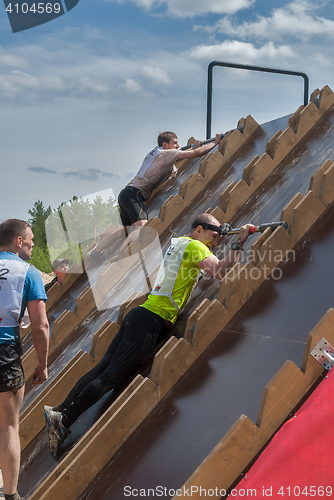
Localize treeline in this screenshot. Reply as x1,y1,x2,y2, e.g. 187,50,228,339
28,195,119,273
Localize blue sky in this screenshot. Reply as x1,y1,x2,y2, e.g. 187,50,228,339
1,0,334,221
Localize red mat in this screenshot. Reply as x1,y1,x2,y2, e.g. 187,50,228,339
230,368,334,499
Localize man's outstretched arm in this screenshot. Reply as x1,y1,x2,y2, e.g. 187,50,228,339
178,133,222,160
198,224,252,279
27,299,49,385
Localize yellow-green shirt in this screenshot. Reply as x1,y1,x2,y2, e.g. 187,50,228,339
142,237,212,324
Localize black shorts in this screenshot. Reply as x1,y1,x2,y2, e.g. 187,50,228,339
118,186,148,226
0,343,25,393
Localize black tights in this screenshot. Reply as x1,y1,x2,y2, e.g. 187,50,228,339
59,307,166,428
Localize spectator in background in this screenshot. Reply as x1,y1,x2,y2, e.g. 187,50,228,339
44,258,69,293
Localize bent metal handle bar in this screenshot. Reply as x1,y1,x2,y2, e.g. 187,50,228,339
223,221,288,235
180,130,233,151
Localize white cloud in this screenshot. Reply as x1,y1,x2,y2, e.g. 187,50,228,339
102,172,120,178
0,49,27,68
187,40,295,65
121,78,143,93
312,51,333,68
0,70,67,98
104,0,254,17
63,168,102,181
140,65,171,85
0,35,177,102
195,0,334,40
161,0,254,17
78,77,110,93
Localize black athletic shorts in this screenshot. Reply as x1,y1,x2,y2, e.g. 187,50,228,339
118,186,149,226
0,343,25,393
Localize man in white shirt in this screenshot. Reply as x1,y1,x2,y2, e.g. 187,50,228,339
86,131,222,261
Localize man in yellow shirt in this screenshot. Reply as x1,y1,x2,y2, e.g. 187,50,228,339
44,213,251,458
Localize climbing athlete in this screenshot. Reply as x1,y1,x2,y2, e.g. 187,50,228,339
85,131,223,263
44,213,252,458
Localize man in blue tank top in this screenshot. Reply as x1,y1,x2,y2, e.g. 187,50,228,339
0,219,49,500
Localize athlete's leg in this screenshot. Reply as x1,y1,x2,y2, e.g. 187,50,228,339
113,188,149,256
62,307,165,428
55,322,126,412
134,220,147,228
0,385,24,497
86,186,147,258
44,324,126,458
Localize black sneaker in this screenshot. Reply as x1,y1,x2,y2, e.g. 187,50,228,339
43,405,71,459
4,493,22,500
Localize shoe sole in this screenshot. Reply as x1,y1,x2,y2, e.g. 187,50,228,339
43,405,62,459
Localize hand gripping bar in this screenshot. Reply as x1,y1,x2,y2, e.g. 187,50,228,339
180,127,241,151
191,220,288,237
222,221,288,235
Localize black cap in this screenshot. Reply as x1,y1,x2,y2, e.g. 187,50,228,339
52,258,69,270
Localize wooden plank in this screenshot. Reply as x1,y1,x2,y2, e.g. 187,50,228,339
219,181,237,212
183,299,211,344
295,101,321,139
272,127,297,163
242,156,259,185
248,153,273,189
265,129,282,159
287,105,304,133
308,159,333,196
318,85,334,113
290,190,326,241
191,300,227,354
150,336,179,386
153,338,194,399
280,192,304,233
320,162,334,205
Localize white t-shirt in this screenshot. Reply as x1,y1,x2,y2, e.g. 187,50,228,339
128,146,182,200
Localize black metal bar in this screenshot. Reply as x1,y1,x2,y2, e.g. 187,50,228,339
206,61,309,139
180,132,232,150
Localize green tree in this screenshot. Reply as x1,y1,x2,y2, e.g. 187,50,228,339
28,193,119,272
28,200,51,248
29,246,53,273
27,200,53,273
